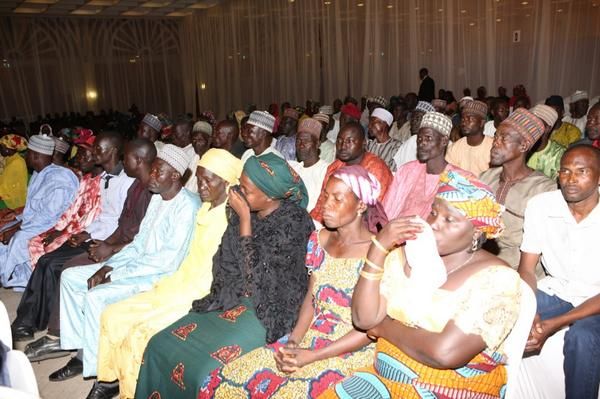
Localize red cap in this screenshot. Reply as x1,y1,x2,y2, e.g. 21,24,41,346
341,103,362,120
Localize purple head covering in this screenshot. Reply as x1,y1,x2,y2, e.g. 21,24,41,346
332,165,389,233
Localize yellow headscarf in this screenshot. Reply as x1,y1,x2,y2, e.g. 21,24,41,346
197,148,242,185
0,134,28,152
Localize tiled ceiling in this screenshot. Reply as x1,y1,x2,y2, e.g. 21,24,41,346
0,0,222,17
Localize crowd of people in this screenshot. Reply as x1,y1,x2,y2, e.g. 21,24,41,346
0,72,599,399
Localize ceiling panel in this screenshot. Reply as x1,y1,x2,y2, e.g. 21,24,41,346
0,0,221,17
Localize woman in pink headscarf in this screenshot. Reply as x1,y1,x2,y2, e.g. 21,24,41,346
198,166,385,399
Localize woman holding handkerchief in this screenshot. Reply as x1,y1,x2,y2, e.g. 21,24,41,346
321,170,522,399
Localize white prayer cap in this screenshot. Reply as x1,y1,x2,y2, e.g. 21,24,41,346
157,144,188,175
28,134,55,156
53,137,70,154
193,121,213,135
247,111,276,134
371,108,394,127
420,111,453,136
571,90,589,103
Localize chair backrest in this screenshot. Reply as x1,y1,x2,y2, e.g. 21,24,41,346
504,280,537,398
0,300,11,349
4,350,40,398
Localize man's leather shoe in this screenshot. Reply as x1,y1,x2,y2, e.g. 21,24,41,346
25,336,70,362
12,325,33,342
49,357,83,382
86,382,120,399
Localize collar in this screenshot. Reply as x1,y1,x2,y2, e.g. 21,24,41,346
548,190,600,223
103,162,124,178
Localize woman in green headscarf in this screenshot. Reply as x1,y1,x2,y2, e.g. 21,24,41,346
135,153,314,399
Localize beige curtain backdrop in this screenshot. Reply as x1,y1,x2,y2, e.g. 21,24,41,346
1,0,599,122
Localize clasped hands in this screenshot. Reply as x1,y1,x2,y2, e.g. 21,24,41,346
87,265,113,290
273,340,317,374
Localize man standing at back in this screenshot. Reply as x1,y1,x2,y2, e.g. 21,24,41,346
418,67,435,102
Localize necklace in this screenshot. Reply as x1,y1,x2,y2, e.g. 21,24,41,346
447,252,475,275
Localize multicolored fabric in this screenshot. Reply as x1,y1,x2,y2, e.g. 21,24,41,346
500,108,545,151
244,153,309,208
527,140,566,180
134,298,267,399
321,339,508,399
28,173,102,266
324,264,522,399
436,170,504,239
0,134,27,151
199,231,375,399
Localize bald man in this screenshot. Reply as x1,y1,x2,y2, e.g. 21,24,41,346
212,120,246,158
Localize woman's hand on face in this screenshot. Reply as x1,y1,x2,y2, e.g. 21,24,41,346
228,188,250,219
375,216,424,250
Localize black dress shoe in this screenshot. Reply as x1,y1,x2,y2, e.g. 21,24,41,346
86,382,120,399
12,325,33,342
25,335,71,362
49,357,83,382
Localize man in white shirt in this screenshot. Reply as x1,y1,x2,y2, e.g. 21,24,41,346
483,98,509,137
518,144,600,399
288,118,329,213
240,111,283,164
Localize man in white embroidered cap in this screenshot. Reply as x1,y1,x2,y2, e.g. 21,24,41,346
0,133,79,289
50,143,200,384
240,110,284,164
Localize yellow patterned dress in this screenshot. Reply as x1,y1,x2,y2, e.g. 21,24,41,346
199,230,375,398
321,249,522,399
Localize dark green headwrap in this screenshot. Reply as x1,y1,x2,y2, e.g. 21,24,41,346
243,153,308,209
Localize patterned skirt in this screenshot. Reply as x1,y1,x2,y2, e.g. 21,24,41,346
134,298,267,399
319,338,507,399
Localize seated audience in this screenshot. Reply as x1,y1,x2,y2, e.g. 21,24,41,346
311,121,392,222
445,100,493,176
0,134,28,210
388,100,411,143
137,113,165,150
483,98,509,137
366,108,402,171
21,138,156,359
274,108,300,161
0,133,79,288
241,111,283,164
50,144,199,382
546,95,582,147
384,112,469,220
572,103,600,147
211,119,246,159
481,108,557,272
528,104,567,179
322,170,520,398
519,145,600,399
200,166,387,398
134,153,313,399
89,149,242,399
563,90,589,134
392,101,435,169
288,118,330,213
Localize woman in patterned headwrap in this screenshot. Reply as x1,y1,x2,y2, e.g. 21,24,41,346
199,165,385,399
322,170,522,399
0,134,28,210
135,153,314,399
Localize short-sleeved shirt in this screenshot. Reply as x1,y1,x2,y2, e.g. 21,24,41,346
521,189,600,306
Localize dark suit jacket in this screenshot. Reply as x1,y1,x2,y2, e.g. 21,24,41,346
418,75,435,103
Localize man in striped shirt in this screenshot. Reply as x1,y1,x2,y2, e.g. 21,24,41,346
366,108,403,172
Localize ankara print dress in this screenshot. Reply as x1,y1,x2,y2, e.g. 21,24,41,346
199,230,375,399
